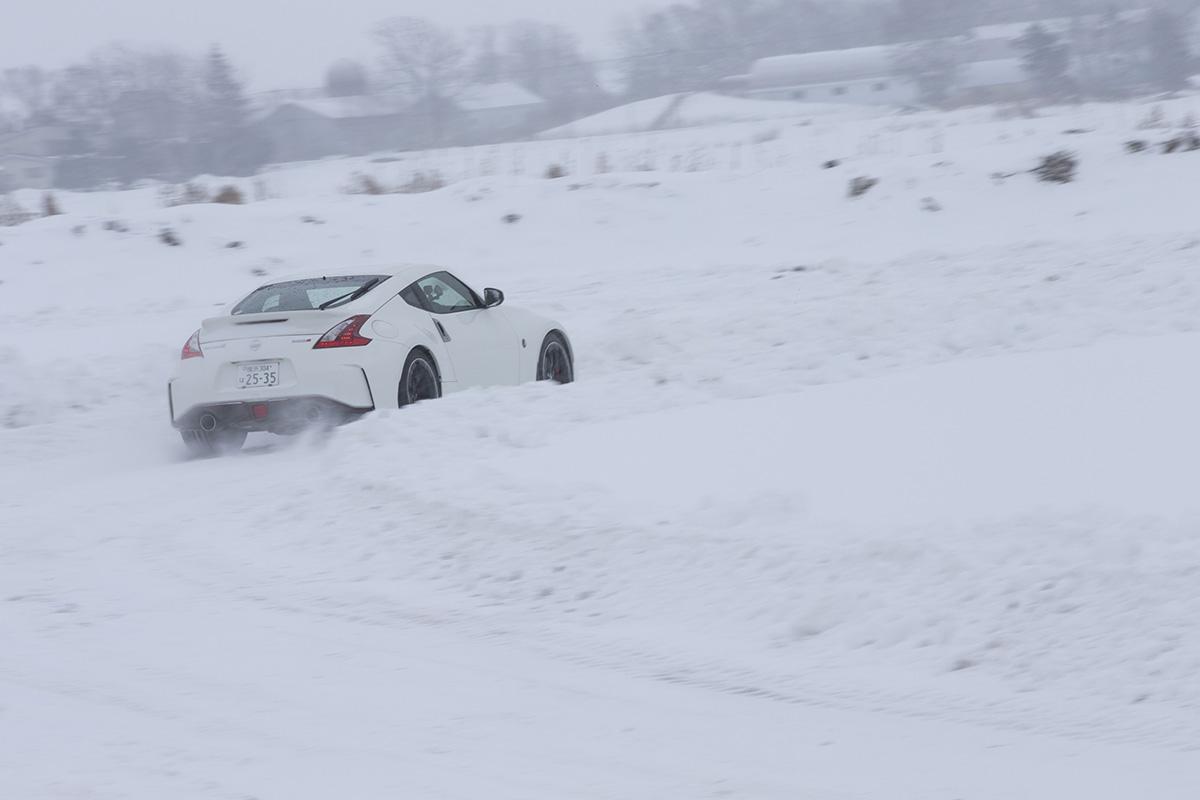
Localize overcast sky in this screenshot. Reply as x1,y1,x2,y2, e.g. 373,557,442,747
3,0,669,89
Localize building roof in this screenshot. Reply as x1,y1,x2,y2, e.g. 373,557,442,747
751,47,896,89
256,82,544,123
745,11,1151,92
272,95,408,121
454,82,544,111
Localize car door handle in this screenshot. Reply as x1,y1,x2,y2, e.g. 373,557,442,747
433,319,451,343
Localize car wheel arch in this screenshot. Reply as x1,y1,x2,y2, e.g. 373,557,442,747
409,345,442,383
547,328,574,362
396,345,443,408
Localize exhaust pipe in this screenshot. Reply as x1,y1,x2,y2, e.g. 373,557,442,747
199,413,219,432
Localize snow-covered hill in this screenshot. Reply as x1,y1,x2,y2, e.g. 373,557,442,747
4,97,1200,797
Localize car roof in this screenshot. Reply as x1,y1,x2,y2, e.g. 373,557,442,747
266,264,443,287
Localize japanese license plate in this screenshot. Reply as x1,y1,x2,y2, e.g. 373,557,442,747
237,362,280,389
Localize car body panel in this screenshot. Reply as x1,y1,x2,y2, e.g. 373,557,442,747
434,307,521,388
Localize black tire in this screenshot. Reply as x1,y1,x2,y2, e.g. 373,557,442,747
180,428,247,458
398,348,442,407
537,332,574,384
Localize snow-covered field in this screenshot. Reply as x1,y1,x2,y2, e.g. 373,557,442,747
5,96,1200,797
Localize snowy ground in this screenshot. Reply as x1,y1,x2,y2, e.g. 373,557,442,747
5,96,1200,797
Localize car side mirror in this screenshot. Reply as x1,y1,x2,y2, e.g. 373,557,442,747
483,288,505,308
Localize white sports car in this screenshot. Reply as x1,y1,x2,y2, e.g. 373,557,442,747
169,265,574,455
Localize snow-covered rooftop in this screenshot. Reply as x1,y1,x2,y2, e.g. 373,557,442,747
258,82,544,121
454,82,544,112
271,95,407,120
751,46,896,88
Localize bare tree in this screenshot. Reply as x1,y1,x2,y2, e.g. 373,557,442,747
470,26,504,83
203,47,249,137
885,0,976,42
200,46,267,175
1015,24,1073,100
49,45,202,131
2,66,54,122
372,16,466,102
498,21,605,123
325,59,370,97
891,38,967,107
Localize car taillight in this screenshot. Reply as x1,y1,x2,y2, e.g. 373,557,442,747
181,330,203,360
314,315,373,349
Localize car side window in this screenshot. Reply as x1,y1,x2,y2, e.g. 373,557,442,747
399,284,425,309
416,272,479,314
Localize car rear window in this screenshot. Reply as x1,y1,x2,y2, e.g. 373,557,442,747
231,275,389,315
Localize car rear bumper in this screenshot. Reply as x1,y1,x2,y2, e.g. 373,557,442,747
170,393,373,434
169,359,377,434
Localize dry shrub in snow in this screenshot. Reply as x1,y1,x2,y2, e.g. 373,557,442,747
345,171,446,196
0,349,53,428
213,185,245,204
1138,105,1168,130
41,192,63,217
1162,132,1200,153
848,176,879,198
1034,151,1077,184
397,171,445,194
0,195,32,227
346,173,385,195
1125,140,1150,153
162,183,211,206
544,164,567,180
159,228,182,247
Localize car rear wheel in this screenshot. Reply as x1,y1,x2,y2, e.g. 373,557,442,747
537,332,573,384
180,428,247,457
399,349,441,407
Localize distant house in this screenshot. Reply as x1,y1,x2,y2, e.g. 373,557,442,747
254,96,410,162
724,44,1028,107
455,82,546,140
730,47,918,106
722,11,1150,107
253,82,546,162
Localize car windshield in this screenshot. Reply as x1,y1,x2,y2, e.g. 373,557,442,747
231,275,389,315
